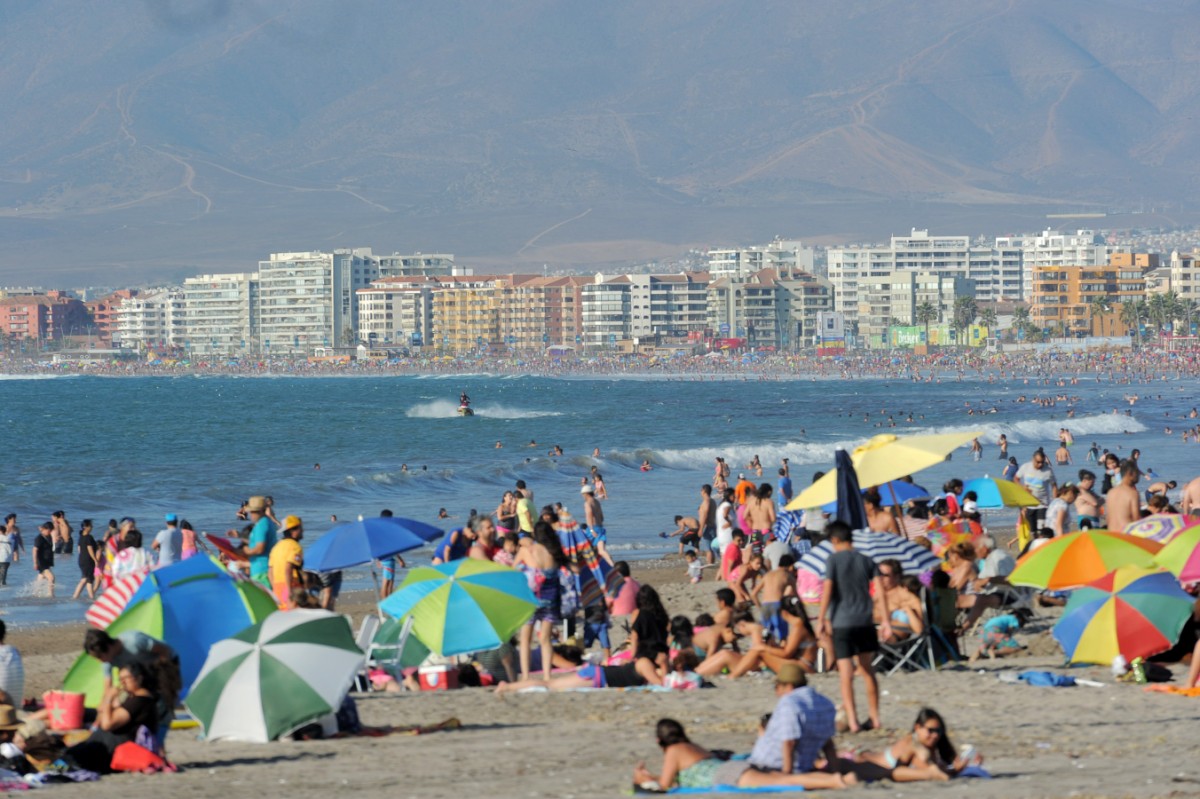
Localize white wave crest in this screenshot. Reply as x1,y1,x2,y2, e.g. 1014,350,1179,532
909,414,1147,445
404,399,562,419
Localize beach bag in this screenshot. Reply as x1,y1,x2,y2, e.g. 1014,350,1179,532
43,691,85,731
109,742,167,773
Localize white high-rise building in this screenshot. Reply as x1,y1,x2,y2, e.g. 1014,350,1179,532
828,230,1020,329
706,239,815,279
580,273,709,349
994,230,1112,301
182,273,258,356
116,289,185,351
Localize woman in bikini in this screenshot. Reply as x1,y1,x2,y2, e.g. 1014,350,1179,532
695,597,824,677
494,491,518,536
877,559,925,643
855,708,981,782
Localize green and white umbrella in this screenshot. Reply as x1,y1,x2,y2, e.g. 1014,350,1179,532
185,609,364,743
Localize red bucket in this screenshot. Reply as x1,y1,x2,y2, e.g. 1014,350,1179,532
43,691,86,731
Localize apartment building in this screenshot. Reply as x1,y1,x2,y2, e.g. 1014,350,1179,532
182,274,258,356
858,272,975,348
994,230,1112,301
706,239,815,279
580,272,709,349
85,290,138,346
706,269,832,350
0,293,90,345
1163,251,1200,306
1030,255,1152,336
357,277,436,348
116,289,185,350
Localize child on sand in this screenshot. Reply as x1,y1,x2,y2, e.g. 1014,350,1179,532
752,554,797,643
684,550,704,583
969,609,1032,663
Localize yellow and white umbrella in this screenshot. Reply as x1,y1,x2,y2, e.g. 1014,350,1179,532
786,431,982,511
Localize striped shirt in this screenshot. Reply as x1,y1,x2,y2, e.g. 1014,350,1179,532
0,645,24,705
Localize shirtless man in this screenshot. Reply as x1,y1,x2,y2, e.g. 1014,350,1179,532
667,515,701,555
745,484,777,554
1105,460,1142,532
697,484,716,565
752,554,797,643
1054,442,1072,465
1183,475,1200,516
581,485,613,565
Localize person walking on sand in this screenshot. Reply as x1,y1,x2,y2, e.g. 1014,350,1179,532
581,485,613,565
816,522,890,733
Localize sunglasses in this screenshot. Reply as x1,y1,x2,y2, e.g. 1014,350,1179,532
922,725,943,734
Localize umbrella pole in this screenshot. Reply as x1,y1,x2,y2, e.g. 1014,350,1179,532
371,568,384,618
886,483,904,537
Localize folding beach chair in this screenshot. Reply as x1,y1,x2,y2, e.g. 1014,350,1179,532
873,587,960,675
352,614,381,691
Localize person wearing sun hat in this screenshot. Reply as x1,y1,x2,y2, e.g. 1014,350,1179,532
268,516,304,609
240,496,277,589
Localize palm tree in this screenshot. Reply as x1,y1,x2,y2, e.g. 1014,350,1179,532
1087,294,1111,336
1012,304,1031,341
915,300,938,346
951,296,978,344
1120,299,1144,347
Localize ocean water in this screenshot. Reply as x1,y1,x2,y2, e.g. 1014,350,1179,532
1,372,1196,626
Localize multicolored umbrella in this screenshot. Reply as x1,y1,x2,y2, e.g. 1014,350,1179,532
787,431,981,510
798,529,942,577
961,477,1040,509
65,556,279,706
1125,514,1200,545
379,558,537,656
186,610,364,743
304,516,443,572
1009,531,1163,590
1053,567,1195,664
1153,523,1200,584
557,510,621,597
925,522,975,558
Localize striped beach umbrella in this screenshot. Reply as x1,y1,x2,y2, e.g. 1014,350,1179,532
379,559,537,656
798,530,941,577
1125,514,1200,545
186,610,364,743
1153,523,1200,584
556,511,621,597
1054,567,1194,664
1009,531,1162,590
84,571,147,629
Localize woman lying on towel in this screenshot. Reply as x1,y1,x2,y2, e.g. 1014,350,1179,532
494,644,666,693
633,718,854,791
854,708,982,781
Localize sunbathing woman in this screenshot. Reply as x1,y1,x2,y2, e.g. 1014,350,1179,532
696,599,822,677
855,708,981,782
633,718,854,791
495,644,665,693
877,561,925,643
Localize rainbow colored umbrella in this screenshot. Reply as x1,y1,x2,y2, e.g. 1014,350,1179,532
557,511,622,597
961,477,1040,509
1125,514,1200,545
1009,531,1162,590
379,559,537,656
1153,523,1200,584
926,521,975,558
1053,567,1194,664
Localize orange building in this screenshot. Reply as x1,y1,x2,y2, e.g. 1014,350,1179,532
1030,255,1155,335
0,293,90,345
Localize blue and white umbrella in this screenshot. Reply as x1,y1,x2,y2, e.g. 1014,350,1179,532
821,480,931,512
798,530,941,577
773,510,806,544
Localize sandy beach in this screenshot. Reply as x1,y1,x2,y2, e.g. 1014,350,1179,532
7,558,1198,799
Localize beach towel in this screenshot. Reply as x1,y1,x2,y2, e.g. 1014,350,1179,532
1143,685,1200,697
1017,671,1076,687
667,787,804,795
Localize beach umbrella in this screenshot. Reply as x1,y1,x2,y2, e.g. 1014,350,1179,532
821,480,931,512
772,510,805,545
1153,523,1200,584
84,571,147,629
186,610,364,743
556,511,621,596
786,431,981,510
1053,567,1195,664
1124,514,1200,545
798,530,942,577
1008,531,1163,590
832,448,868,530
304,516,443,572
925,521,975,558
379,559,537,656
960,477,1040,509
65,556,279,706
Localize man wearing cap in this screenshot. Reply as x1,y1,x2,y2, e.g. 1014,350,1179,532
714,664,848,789
152,514,183,569
734,473,756,506
581,484,613,565
269,516,304,609
240,496,277,589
